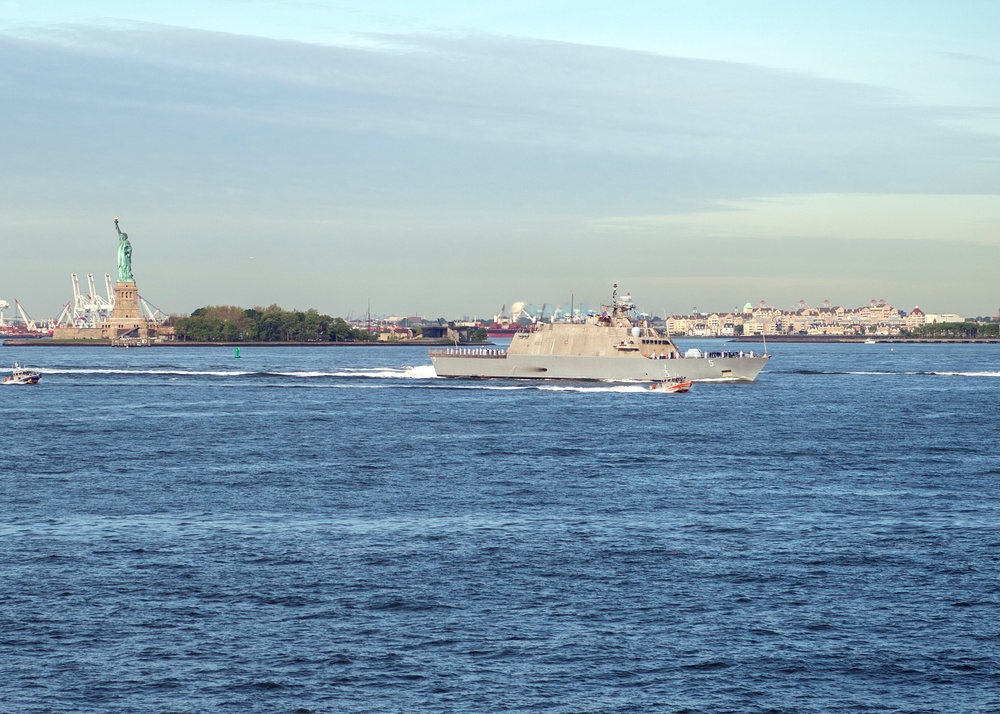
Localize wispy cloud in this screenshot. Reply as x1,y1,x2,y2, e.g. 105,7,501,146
938,50,1000,68
589,194,1000,245
6,25,996,193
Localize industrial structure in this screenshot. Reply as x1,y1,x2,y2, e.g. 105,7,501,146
53,272,167,330
0,298,54,337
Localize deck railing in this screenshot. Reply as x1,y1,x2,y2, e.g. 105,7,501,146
429,348,507,359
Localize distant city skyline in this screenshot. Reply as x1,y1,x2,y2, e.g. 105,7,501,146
2,1,999,319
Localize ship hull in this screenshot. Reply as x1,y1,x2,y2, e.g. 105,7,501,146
430,353,769,382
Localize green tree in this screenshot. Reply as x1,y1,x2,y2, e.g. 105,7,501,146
912,321,989,339
329,317,353,341
174,304,379,342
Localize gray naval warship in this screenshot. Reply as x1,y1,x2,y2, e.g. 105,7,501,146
430,284,770,382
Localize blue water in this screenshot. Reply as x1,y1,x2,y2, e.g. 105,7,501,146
1,342,998,713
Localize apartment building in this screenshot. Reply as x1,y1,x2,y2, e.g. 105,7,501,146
668,300,957,337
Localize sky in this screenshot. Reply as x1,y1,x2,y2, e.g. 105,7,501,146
2,1,999,321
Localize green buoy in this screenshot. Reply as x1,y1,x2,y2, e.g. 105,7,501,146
235,347,241,358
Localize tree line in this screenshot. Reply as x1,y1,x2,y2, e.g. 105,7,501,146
910,321,1000,339
172,305,378,342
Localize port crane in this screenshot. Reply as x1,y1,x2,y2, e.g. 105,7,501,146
54,273,115,328
80,273,114,326
138,295,168,324
54,272,167,328
15,300,39,332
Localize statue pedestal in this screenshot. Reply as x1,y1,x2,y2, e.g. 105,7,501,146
111,282,141,321
103,281,149,338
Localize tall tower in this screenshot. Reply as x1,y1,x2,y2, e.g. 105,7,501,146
103,218,150,341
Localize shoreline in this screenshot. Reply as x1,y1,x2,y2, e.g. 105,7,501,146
2,339,493,348
5,336,997,347
727,336,1000,344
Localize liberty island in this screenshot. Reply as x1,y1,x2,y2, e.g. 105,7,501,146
49,219,172,345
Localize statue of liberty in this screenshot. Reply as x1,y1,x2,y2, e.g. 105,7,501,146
114,217,134,282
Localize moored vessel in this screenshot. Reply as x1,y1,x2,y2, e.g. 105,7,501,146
485,302,527,338
430,284,770,382
485,325,523,338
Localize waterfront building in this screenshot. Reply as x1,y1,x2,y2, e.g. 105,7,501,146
664,299,964,338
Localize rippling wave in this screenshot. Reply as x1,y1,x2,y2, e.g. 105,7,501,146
2,342,998,712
